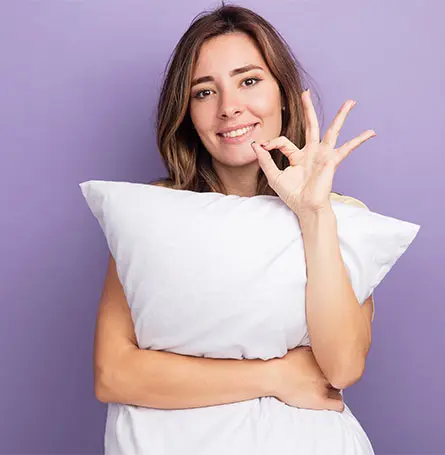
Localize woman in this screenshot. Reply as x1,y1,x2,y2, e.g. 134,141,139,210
94,3,376,453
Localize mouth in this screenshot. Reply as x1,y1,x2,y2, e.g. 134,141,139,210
217,123,259,144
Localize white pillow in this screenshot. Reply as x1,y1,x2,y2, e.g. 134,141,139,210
79,180,420,360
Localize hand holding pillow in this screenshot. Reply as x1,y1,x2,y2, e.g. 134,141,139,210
80,181,420,361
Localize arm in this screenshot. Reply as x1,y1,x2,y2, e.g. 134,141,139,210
94,254,275,409
331,194,376,326
299,207,372,390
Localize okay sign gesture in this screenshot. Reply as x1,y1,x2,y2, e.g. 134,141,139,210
251,90,376,217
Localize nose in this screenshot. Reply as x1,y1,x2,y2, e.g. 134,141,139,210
218,90,244,119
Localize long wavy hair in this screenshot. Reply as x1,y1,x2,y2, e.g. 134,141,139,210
151,2,332,196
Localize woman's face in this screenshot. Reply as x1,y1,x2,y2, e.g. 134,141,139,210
188,32,283,195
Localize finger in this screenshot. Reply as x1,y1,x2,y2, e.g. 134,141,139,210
302,89,320,145
327,388,343,400
326,389,345,412
259,136,302,166
336,130,376,164
322,100,356,149
251,141,282,187
325,397,345,413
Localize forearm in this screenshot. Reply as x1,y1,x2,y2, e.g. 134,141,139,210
299,208,371,389
97,347,275,409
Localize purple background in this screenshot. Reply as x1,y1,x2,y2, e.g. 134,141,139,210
1,1,442,454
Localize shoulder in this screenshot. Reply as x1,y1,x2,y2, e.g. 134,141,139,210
330,192,369,210
149,179,174,188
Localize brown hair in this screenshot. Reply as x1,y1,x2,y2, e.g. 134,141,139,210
151,2,328,196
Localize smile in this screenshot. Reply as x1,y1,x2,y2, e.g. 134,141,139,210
218,123,259,144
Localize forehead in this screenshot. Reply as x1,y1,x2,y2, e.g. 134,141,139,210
193,32,268,76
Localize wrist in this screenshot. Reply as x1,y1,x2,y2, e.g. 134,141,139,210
297,206,337,237
259,357,283,397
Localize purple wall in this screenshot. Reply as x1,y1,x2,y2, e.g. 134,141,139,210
1,1,442,454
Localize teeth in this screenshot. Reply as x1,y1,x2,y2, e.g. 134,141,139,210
221,125,254,138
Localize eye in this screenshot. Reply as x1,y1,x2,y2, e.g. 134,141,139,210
193,89,213,100
192,77,262,100
242,77,261,87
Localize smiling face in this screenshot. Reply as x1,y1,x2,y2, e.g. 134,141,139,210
188,32,283,196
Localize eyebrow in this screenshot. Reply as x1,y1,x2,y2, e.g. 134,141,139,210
191,64,264,88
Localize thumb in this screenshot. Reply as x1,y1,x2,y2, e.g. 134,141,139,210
251,141,281,187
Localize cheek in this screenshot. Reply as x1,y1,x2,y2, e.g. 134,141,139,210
190,102,216,131
249,86,281,116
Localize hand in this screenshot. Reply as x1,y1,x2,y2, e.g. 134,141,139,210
251,90,376,217
267,346,345,412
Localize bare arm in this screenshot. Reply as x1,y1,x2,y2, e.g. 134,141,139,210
300,208,371,390
93,182,346,411
94,254,275,409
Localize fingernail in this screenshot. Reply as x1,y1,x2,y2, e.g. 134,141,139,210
250,140,256,147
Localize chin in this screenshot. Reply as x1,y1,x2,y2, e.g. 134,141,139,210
211,151,256,168
229,154,259,169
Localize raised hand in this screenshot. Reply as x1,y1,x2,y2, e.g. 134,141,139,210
251,90,376,217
